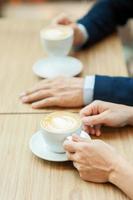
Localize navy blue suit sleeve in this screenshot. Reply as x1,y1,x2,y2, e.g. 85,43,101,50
94,75,133,106
78,0,133,46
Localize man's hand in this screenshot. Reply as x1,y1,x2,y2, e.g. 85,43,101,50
80,100,133,136
52,13,85,46
64,135,121,183
20,77,84,109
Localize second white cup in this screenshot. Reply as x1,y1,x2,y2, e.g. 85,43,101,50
40,25,74,57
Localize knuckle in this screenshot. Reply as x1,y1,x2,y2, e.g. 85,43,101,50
48,89,54,96
56,87,64,92
51,89,58,95
81,143,93,153
83,144,88,151
75,153,82,162
39,90,45,96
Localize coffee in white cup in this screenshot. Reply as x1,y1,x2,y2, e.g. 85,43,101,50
40,26,74,57
40,111,82,153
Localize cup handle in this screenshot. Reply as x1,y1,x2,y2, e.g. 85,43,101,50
80,130,91,140
67,130,91,141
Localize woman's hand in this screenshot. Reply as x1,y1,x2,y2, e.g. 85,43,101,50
80,100,133,136
63,135,120,183
64,135,133,200
52,13,85,46
20,77,84,109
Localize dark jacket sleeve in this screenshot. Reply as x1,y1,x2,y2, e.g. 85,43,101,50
78,0,133,46
93,75,133,106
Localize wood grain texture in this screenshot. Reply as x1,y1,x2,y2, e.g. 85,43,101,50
0,19,127,114
0,4,132,200
3,2,90,20
0,114,132,200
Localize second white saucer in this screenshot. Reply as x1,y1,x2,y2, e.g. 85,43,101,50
33,56,83,78
29,131,68,162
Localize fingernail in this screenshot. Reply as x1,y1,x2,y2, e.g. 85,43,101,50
91,129,95,135
21,96,28,103
96,131,101,137
19,92,27,97
32,103,37,108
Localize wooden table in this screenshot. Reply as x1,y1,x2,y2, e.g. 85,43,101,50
0,9,132,200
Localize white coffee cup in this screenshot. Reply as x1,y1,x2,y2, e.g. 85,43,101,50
40,112,82,153
40,25,74,57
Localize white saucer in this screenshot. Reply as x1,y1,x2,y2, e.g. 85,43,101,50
29,131,68,162
33,56,83,78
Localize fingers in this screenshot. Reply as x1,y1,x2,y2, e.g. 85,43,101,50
66,152,76,161
83,124,101,136
64,139,80,161
82,112,107,126
83,125,91,133
95,125,101,136
20,80,51,97
80,100,104,117
83,125,95,135
21,90,53,103
32,97,59,109
58,17,71,25
80,101,106,137
80,103,94,117
63,140,78,153
53,13,72,25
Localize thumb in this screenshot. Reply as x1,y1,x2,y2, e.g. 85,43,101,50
82,112,107,126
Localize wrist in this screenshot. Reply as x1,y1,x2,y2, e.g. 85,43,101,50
109,156,129,185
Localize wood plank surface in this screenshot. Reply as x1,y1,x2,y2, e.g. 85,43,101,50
0,114,132,200
0,19,127,114
0,3,132,200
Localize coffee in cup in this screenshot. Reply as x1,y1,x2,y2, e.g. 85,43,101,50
40,111,82,153
40,25,74,56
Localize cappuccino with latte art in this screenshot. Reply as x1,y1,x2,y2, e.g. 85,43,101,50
41,112,81,134
40,112,82,153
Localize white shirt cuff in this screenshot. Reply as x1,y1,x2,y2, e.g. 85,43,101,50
83,76,95,105
77,23,89,46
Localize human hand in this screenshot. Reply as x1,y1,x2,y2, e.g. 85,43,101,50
64,134,121,183
52,13,85,46
20,77,84,109
80,100,133,136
